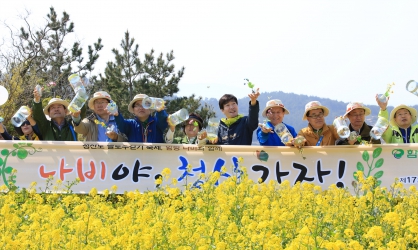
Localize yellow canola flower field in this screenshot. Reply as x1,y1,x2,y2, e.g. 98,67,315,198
0,169,417,249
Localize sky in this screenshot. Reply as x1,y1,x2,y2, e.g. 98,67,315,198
1,0,417,108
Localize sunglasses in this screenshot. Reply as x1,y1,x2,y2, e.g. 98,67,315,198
21,121,31,127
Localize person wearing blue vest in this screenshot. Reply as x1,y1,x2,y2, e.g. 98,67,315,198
257,99,297,146
114,94,168,143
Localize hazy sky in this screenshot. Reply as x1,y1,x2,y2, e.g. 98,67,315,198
1,0,417,108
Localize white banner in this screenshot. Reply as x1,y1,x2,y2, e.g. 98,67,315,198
0,141,415,193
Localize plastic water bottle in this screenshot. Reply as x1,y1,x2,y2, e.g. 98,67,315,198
168,108,189,126
333,116,350,139
377,82,395,103
68,90,89,113
11,106,30,127
142,97,164,111
206,118,219,142
274,123,294,143
406,80,418,97
35,84,42,97
294,136,305,147
370,117,389,140
68,74,86,94
107,101,118,115
349,131,359,141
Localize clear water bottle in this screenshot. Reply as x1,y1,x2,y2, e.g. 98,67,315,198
206,117,219,142
142,97,165,111
35,84,42,97
274,123,294,143
333,116,350,138
68,74,86,94
370,117,389,140
294,136,305,147
406,80,418,97
168,108,189,126
349,131,359,141
107,101,118,115
377,93,389,103
106,124,116,133
68,90,89,113
377,82,395,103
11,106,30,127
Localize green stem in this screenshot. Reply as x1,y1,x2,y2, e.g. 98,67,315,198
1,150,15,188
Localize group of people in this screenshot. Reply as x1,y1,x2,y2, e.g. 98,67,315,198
0,86,416,147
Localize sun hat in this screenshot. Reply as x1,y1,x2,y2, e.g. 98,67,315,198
302,101,329,120
389,104,417,127
343,102,371,117
88,91,112,110
182,113,204,131
261,99,290,117
128,94,149,113
43,98,70,116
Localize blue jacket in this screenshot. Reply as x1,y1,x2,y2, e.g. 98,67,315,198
115,111,168,143
218,101,259,145
257,122,297,146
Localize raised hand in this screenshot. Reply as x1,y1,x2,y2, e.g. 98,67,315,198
248,88,260,106
375,94,388,111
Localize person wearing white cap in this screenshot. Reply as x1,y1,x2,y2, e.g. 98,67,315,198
114,94,168,143
257,99,296,146
32,87,79,141
71,91,127,142
336,102,381,145
376,95,418,143
294,101,339,146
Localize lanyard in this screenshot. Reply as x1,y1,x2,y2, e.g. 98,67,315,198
316,135,324,146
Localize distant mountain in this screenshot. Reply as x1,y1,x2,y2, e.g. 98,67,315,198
202,91,417,144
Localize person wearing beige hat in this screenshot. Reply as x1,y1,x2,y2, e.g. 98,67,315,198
114,94,168,142
376,95,418,143
71,91,127,142
336,102,381,145
256,99,296,146
32,87,80,141
293,101,339,146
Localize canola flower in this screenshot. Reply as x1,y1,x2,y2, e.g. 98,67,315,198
0,166,418,249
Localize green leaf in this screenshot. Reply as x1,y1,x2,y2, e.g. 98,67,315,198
0,157,3,165
17,149,28,160
4,166,13,174
27,143,32,147
362,151,369,162
11,152,16,157
1,149,9,156
356,162,364,171
376,180,382,186
375,158,384,168
373,171,384,179
12,144,19,149
353,171,358,181
373,147,382,159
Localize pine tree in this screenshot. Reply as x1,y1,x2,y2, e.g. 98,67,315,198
0,7,102,107
100,31,185,117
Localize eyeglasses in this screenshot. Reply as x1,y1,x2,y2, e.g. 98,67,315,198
307,113,324,119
